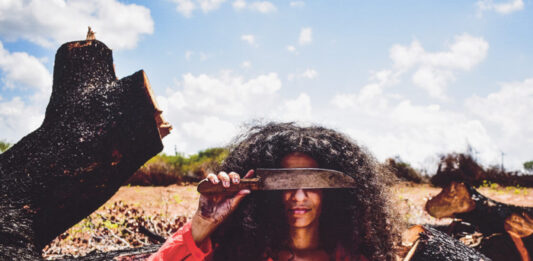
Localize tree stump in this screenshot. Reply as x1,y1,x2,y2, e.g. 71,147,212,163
0,39,170,260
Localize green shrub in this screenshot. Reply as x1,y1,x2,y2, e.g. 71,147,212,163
524,160,533,173
0,140,11,153
124,147,228,186
384,157,427,183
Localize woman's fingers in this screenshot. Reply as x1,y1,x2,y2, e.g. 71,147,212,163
206,170,252,190
217,171,230,188
243,169,255,179
228,172,240,184
206,173,219,184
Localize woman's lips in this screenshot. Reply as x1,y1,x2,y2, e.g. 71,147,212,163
289,208,310,215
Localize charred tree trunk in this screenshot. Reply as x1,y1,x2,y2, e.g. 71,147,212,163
0,39,170,260
426,182,533,260
404,226,491,261
478,234,533,261
454,185,533,236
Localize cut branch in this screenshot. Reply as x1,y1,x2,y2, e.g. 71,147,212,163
0,39,170,260
426,181,533,260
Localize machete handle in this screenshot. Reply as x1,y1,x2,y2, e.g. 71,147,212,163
197,178,261,194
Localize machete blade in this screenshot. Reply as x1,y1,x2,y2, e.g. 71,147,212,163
197,168,356,194
256,168,356,190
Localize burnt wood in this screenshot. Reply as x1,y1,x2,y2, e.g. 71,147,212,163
0,39,168,260
410,226,491,261
478,234,533,261
455,185,533,236
426,182,533,260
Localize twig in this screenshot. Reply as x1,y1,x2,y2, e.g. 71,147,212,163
138,225,166,243
105,227,132,248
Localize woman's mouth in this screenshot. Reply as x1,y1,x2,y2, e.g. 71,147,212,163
289,208,310,215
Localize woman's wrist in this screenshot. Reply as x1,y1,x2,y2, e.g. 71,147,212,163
191,211,217,246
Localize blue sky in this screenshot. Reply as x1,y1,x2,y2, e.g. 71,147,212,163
1,0,532,171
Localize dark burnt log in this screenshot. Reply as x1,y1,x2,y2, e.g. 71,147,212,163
420,221,478,237
426,181,533,235
0,39,170,260
56,244,161,261
425,182,533,260
404,226,491,261
477,234,533,261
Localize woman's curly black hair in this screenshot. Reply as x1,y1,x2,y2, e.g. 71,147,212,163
211,122,402,260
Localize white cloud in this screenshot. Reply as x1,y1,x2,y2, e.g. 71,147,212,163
233,1,276,13
325,35,510,170
0,43,50,92
331,70,398,111
465,78,533,169
286,45,296,53
301,69,317,79
241,34,256,46
173,0,227,17
389,34,488,99
412,67,454,101
0,0,154,50
477,0,524,15
158,71,284,153
198,0,227,13
174,0,196,17
290,1,305,8
330,90,498,171
0,42,50,144
182,116,237,144
274,93,312,122
0,97,45,143
390,34,489,71
298,27,312,45
288,69,318,81
248,1,276,13
232,0,246,9
0,41,52,101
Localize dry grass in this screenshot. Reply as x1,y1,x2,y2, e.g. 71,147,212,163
43,183,533,259
108,183,533,225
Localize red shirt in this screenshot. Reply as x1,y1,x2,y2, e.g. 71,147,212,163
148,222,368,261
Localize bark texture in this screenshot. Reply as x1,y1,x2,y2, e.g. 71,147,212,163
426,182,533,260
410,226,491,261
455,185,533,236
0,40,167,260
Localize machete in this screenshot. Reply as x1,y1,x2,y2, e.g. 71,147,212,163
197,168,356,194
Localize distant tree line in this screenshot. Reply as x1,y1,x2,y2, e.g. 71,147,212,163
124,147,228,186
430,153,533,187
3,136,532,187
95,148,533,187
383,153,533,187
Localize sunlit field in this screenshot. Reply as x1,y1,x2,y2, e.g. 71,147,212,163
42,182,533,259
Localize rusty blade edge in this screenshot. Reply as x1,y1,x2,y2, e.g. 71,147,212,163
254,168,357,190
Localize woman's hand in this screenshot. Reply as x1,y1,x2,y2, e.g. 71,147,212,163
191,169,254,245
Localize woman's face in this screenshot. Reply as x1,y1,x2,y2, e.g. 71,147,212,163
280,152,323,229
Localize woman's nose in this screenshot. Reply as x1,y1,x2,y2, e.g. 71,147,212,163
292,188,306,201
